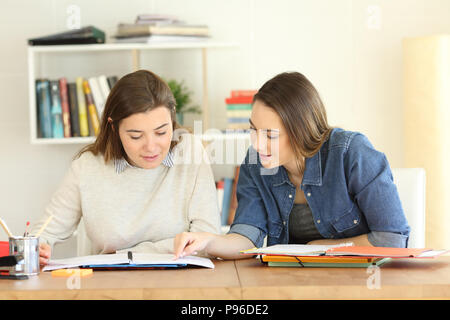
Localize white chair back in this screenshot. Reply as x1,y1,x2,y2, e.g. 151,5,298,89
391,168,426,248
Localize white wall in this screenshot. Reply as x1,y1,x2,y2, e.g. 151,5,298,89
0,0,449,256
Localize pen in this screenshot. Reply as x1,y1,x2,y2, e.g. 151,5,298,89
24,221,30,237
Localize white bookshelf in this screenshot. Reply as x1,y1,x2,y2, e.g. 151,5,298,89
28,41,240,145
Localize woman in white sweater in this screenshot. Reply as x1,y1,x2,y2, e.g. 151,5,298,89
35,70,221,265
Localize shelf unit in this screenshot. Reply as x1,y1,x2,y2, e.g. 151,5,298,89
27,41,246,145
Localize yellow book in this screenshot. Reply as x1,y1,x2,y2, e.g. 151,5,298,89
75,77,89,137
82,80,100,136
262,255,376,264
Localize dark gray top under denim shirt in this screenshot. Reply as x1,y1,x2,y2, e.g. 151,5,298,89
228,128,410,248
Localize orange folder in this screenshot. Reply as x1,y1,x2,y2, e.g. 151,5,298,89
325,246,448,258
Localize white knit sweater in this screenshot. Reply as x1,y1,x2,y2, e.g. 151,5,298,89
31,134,221,256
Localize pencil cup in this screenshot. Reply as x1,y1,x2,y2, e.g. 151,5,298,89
9,236,40,276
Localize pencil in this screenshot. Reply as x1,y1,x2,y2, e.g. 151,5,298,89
0,218,13,238
34,215,54,237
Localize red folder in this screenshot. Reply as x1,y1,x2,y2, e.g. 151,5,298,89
0,241,8,257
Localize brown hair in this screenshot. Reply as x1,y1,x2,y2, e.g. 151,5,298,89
253,71,332,172
76,69,179,163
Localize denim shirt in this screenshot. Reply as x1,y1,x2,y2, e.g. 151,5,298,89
228,128,410,248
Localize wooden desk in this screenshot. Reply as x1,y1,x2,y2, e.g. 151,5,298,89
235,257,450,299
0,257,449,300
0,260,241,300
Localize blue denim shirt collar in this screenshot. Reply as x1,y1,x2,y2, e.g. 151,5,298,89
271,150,323,187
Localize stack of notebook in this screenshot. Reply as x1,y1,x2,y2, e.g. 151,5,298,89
241,244,449,268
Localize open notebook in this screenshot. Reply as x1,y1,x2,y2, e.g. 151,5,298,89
42,252,214,271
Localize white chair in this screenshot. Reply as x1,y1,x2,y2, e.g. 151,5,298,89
391,168,426,248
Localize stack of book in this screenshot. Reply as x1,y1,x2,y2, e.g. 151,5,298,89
35,75,118,138
241,244,449,268
216,166,240,226
225,90,256,130
113,14,210,43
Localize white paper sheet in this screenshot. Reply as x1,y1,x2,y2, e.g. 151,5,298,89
242,243,354,256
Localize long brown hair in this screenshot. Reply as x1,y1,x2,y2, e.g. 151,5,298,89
253,71,332,173
76,69,179,163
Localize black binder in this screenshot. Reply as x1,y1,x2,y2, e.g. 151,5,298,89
28,26,105,46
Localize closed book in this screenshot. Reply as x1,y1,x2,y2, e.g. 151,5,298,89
75,77,89,137
116,23,209,37
36,80,52,138
59,78,72,138
82,80,100,136
49,80,64,138
231,90,257,98
67,83,80,137
114,34,209,43
28,26,105,45
267,258,391,268
227,117,250,124
226,110,252,118
226,103,252,111
216,180,224,218
97,75,111,106
107,76,118,90
88,77,105,119
221,178,233,226
225,96,254,104
227,166,240,225
227,123,250,130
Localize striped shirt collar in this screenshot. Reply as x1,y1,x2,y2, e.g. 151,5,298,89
114,151,174,174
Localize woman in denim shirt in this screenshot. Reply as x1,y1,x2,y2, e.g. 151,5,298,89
174,72,410,260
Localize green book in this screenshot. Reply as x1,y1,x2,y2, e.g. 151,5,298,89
226,104,252,110
267,258,392,268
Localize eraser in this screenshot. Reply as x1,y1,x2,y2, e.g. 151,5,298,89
51,268,93,278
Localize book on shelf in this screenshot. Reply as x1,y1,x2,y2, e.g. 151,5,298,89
49,80,64,138
87,77,105,119
114,35,210,44
35,74,117,140
227,166,241,226
216,180,224,221
36,80,52,138
215,170,239,227
107,76,118,90
221,178,233,226
75,77,90,137
231,90,258,98
225,90,255,131
135,14,183,25
82,80,100,136
58,78,72,138
28,26,105,46
67,83,80,137
115,23,209,38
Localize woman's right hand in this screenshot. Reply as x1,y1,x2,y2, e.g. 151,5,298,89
173,232,216,260
39,243,51,266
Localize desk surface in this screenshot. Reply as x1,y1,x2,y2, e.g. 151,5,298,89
1,257,450,300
